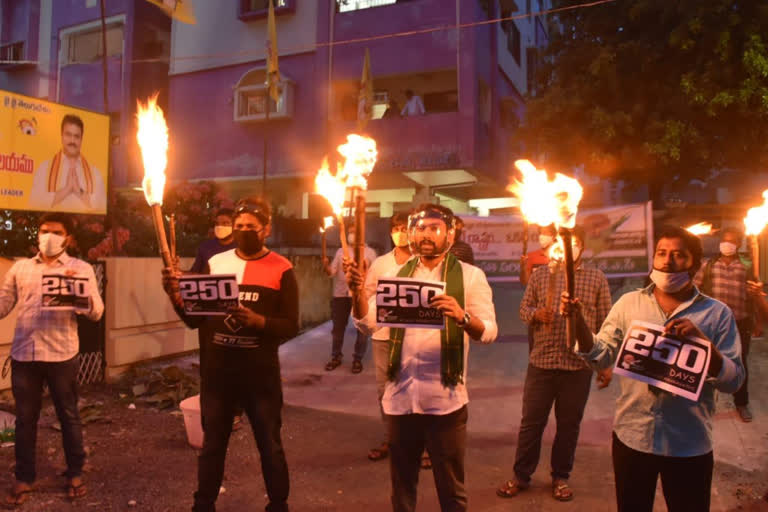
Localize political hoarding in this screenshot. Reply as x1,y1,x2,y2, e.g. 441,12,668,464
0,90,109,215
462,202,654,282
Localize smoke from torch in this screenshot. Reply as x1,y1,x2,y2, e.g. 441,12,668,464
136,94,173,268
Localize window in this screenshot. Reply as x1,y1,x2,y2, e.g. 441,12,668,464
506,21,521,65
233,67,294,122
66,25,123,64
423,91,458,113
526,48,538,95
0,42,24,62
337,0,414,13
239,0,293,20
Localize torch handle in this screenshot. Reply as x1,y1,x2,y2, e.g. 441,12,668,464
354,188,366,271
338,215,351,260
750,235,761,281
151,205,174,269
522,219,529,256
560,228,576,348
169,213,177,263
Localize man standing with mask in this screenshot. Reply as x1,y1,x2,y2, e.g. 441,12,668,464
162,197,299,512
497,226,611,502
362,212,413,462
0,213,103,506
323,223,376,373
347,203,497,512
520,224,557,287
189,208,236,274
694,227,755,422
562,226,744,512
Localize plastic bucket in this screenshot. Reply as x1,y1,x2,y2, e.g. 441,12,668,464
180,394,203,449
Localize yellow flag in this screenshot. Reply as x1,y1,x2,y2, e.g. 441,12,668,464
358,48,374,130
143,0,196,24
267,0,281,103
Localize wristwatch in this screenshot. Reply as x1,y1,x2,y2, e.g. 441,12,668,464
457,311,471,328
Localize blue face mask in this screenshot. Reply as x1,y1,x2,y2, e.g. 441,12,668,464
650,269,691,293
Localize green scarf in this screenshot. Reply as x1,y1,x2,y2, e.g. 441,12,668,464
387,252,465,386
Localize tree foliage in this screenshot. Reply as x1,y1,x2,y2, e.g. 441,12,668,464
519,0,768,192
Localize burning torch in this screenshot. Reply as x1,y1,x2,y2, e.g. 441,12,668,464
136,94,174,269
338,134,377,271
509,159,583,346
744,190,768,281
315,159,351,259
320,215,334,264
685,222,714,237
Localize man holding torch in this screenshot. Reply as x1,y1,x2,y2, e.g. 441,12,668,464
562,226,744,512
161,198,299,512
346,203,497,512
497,226,611,502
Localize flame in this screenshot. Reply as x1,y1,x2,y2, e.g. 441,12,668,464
315,158,346,217
136,94,169,206
548,237,565,262
337,134,377,190
319,215,334,233
685,222,713,236
508,159,583,229
744,190,768,236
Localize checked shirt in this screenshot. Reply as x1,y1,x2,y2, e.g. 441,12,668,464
693,257,749,321
520,263,612,370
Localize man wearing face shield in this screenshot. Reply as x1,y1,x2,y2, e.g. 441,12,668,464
362,212,413,463
347,203,498,512
562,226,744,512
161,197,299,512
497,227,611,502
693,226,756,423
0,213,104,506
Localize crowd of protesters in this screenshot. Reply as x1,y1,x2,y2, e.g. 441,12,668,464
0,202,762,512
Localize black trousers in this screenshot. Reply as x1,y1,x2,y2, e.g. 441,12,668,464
387,406,468,512
11,357,85,483
193,364,289,512
513,365,592,483
612,432,713,512
330,297,368,361
734,318,751,406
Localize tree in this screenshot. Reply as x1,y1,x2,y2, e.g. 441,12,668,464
518,0,768,201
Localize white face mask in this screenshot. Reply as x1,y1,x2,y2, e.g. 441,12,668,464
347,233,356,244
650,269,691,293
719,242,737,256
39,233,66,257
391,231,408,248
214,226,232,240
539,235,554,249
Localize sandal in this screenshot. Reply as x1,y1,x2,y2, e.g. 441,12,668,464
351,360,363,374
66,478,87,501
3,483,33,509
552,479,574,502
324,357,342,371
232,414,243,431
420,453,432,470
367,442,389,461
496,478,529,498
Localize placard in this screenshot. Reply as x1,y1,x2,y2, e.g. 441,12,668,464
613,320,712,401
376,277,446,329
179,274,239,316
41,274,90,311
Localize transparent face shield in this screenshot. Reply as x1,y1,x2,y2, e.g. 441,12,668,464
407,209,455,258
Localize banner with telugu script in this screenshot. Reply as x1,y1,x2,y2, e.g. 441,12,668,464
0,90,109,214
462,202,654,282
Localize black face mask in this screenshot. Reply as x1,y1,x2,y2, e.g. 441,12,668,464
234,230,264,255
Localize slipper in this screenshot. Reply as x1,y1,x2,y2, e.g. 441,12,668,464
232,414,243,432
3,484,33,509
325,357,342,371
496,478,529,498
420,453,432,470
552,480,574,502
368,442,389,461
351,360,363,374
66,479,87,501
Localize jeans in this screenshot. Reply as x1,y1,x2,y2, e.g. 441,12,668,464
193,364,289,512
11,357,85,483
734,318,751,406
513,365,592,483
387,406,468,512
612,432,713,512
331,297,368,361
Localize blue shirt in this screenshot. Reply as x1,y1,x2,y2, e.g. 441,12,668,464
578,284,744,457
189,238,237,274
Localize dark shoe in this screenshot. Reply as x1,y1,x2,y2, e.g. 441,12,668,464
736,405,753,422
351,360,363,374
325,357,342,371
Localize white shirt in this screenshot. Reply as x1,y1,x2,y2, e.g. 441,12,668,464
355,257,498,415
364,249,413,341
329,246,377,298
29,155,107,213
400,95,426,116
